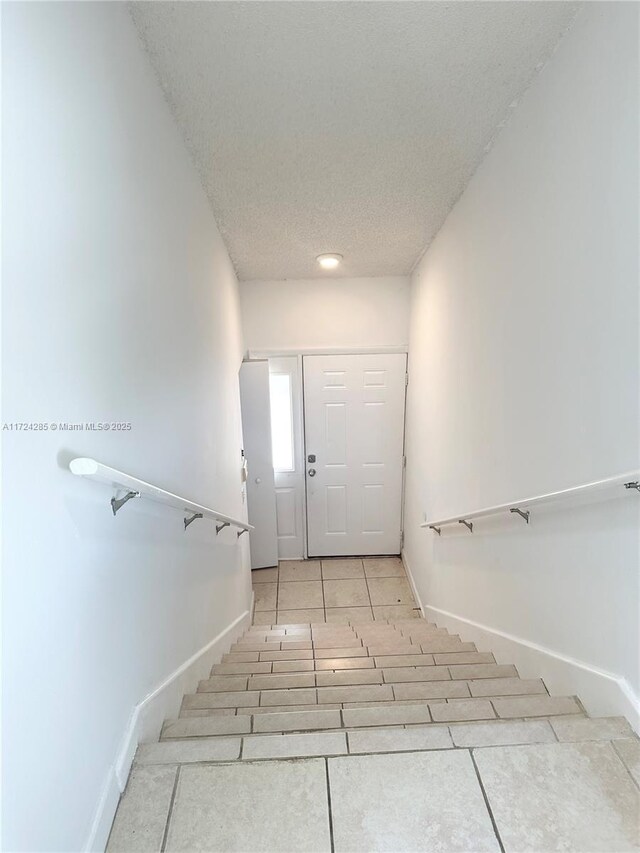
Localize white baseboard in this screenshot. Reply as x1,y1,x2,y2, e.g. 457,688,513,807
84,607,252,852
427,604,640,734
401,551,425,617
401,551,640,735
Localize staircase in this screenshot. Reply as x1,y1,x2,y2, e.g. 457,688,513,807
108,615,639,851
156,618,587,753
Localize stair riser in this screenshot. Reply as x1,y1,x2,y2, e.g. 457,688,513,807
171,695,584,739
228,639,472,655
199,671,542,695
236,623,450,646
200,666,518,698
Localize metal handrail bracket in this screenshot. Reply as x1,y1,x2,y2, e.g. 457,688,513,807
69,457,253,533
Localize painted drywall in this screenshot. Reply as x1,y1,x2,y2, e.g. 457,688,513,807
2,4,251,851
240,277,410,353
404,4,639,724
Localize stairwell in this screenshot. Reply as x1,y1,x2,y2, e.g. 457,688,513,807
108,590,640,851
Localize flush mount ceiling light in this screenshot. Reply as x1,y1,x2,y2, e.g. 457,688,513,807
316,253,343,270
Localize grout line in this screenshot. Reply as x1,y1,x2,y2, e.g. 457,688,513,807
470,750,505,853
321,572,327,623
611,740,640,792
274,562,280,627
159,765,181,853
324,757,336,853
362,565,374,620
277,577,335,583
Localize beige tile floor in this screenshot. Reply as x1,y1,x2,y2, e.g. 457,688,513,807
251,557,420,625
110,734,640,851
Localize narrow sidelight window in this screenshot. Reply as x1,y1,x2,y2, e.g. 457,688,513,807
269,373,294,472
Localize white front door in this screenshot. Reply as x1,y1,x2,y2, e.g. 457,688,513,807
303,353,407,557
239,360,279,569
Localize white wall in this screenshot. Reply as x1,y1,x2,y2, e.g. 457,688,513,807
240,276,410,353
2,4,251,850
404,4,639,725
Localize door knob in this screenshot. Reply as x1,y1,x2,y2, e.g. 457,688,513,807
308,468,316,477
255,477,261,484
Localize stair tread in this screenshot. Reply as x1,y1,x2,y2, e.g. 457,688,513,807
137,713,638,770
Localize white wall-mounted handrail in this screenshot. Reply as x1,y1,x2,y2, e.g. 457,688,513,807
69,457,253,534
421,470,640,534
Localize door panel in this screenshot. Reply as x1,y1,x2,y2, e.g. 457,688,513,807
275,487,296,537
362,484,384,533
239,361,278,569
303,353,407,557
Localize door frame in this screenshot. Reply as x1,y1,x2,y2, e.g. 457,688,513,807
251,347,409,560
248,346,408,358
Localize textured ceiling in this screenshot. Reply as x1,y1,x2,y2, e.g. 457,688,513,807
130,1,578,280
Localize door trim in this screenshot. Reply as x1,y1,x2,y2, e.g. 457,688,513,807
249,346,408,359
